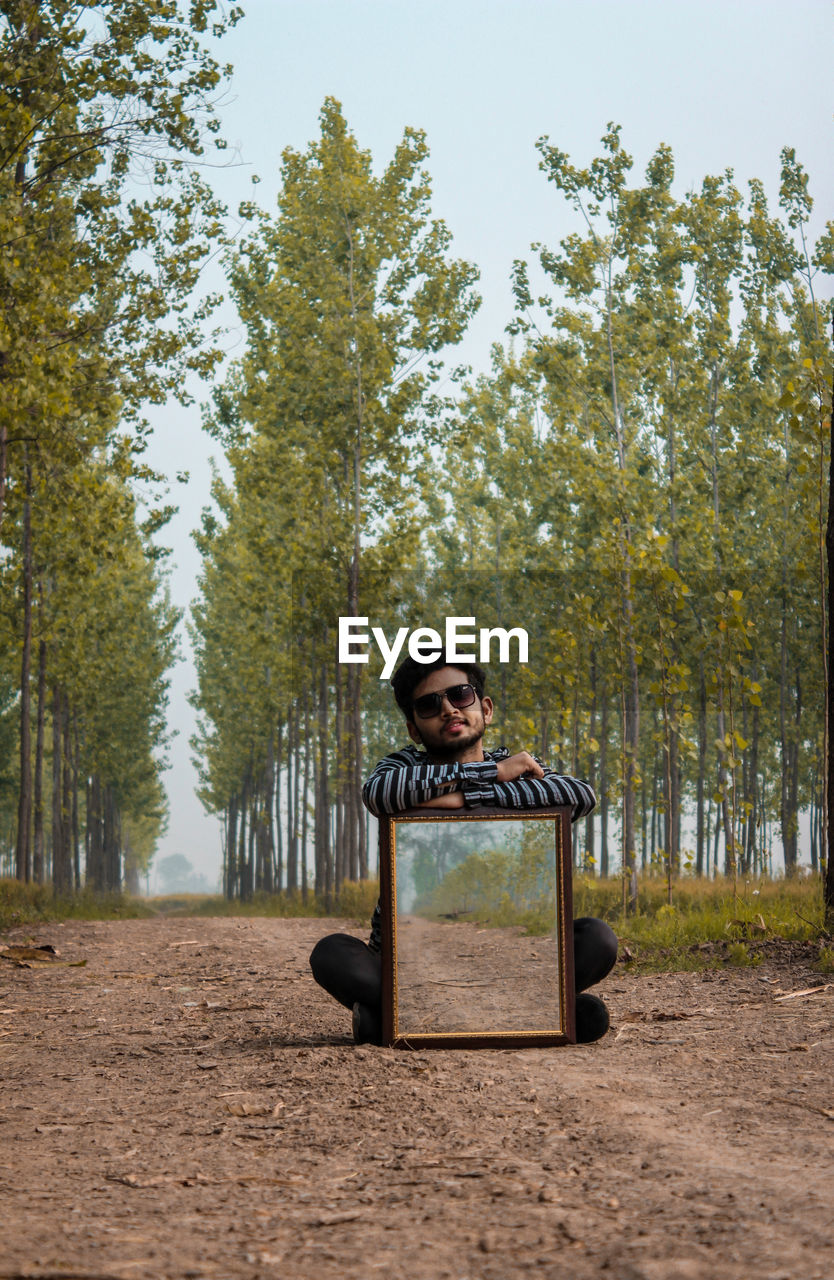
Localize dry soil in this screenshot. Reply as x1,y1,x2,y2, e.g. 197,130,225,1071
1,915,832,1280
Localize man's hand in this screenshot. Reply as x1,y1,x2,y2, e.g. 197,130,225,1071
413,790,465,809
495,751,545,783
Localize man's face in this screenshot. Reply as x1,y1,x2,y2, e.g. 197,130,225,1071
406,665,494,762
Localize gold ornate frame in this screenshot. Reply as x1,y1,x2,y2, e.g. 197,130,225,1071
378,806,575,1049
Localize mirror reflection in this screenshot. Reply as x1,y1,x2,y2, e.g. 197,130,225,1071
392,815,564,1038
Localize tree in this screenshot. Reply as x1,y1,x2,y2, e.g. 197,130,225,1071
0,0,240,888
156,853,195,894
194,98,479,896
189,120,831,901
0,0,241,522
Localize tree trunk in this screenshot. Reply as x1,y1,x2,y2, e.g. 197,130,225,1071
52,689,72,891
301,686,310,902
0,416,7,535
247,786,257,896
287,702,299,894
86,771,102,891
826,310,834,924
268,730,278,892
779,591,796,873
650,757,658,870
71,716,81,890
713,796,722,877
788,668,801,871
237,779,249,901
696,655,707,876
32,637,47,884
225,794,238,900
599,683,609,878
335,668,345,891
103,785,120,891
621,576,640,893
640,762,648,872
347,660,363,881
669,726,680,875
15,460,34,882
747,692,760,876
62,702,74,889
585,650,597,874
317,657,332,904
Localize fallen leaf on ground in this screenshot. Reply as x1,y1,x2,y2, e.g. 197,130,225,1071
773,984,833,1002
0,946,86,969
0,944,59,962
221,1099,274,1116
770,1095,834,1119
312,1210,365,1226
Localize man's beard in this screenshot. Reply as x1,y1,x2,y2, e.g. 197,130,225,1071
420,720,485,761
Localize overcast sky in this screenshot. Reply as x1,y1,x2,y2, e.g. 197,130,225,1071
143,0,833,883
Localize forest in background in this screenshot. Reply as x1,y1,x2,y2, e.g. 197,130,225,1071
0,5,832,914
0,1,242,889
191,101,832,907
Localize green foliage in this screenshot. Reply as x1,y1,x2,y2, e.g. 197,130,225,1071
156,854,196,893
399,871,825,971
410,822,557,936
188,113,831,909
0,878,156,931
192,99,480,897
727,941,761,967
148,879,381,922
607,874,826,970
0,1,240,890
426,125,830,888
335,877,381,923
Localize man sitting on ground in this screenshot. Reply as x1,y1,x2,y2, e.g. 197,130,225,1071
310,654,618,1044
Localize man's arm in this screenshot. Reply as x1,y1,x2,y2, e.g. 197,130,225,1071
463,751,596,821
362,746,497,816
412,790,465,809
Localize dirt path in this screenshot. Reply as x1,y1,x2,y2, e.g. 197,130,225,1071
1,916,832,1280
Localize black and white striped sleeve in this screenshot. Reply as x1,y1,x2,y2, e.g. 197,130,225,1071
489,766,596,821
361,747,498,816
488,768,598,819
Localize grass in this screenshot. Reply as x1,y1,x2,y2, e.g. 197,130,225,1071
151,878,381,922
413,872,829,971
572,872,828,971
0,877,381,934
2,872,829,975
0,878,157,933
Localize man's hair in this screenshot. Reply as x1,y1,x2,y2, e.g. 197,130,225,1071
391,653,488,720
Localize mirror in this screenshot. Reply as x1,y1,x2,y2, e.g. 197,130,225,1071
379,808,575,1048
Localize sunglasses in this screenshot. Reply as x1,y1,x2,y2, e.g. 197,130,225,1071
412,683,478,719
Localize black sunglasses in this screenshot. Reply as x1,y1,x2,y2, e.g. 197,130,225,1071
412,683,478,719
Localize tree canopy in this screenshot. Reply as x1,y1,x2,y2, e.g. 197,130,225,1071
191,115,832,910
0,0,241,890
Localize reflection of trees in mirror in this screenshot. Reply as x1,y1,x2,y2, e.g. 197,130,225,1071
407,822,516,903
398,821,556,936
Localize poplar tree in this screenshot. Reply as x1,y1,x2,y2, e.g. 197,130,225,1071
1,0,241,884
197,98,479,892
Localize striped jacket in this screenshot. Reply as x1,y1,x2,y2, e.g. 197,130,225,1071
362,745,596,953
362,743,596,820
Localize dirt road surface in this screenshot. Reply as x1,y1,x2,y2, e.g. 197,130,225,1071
1,915,832,1280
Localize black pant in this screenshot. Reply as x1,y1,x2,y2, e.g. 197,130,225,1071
310,916,617,1013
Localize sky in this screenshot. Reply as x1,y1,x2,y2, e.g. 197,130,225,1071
143,0,833,884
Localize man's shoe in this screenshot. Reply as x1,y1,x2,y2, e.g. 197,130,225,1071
574,992,610,1043
352,1001,382,1046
